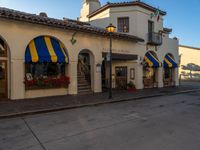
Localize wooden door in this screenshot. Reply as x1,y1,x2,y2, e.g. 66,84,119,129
115,66,127,89
0,60,7,98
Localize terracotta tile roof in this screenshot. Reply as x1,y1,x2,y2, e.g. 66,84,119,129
179,45,200,51
88,1,166,18
0,7,144,42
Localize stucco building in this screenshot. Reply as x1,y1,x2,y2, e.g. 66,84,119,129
179,45,200,80
0,0,179,100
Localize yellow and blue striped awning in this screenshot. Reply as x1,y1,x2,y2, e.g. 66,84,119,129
144,52,161,68
164,54,178,68
25,36,69,63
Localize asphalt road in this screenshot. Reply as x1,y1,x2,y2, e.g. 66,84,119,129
1,92,200,150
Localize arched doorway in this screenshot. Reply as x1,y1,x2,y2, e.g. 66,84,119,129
77,50,94,93
0,37,9,99
163,53,178,87
143,51,161,88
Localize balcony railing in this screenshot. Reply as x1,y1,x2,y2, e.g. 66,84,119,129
148,32,162,45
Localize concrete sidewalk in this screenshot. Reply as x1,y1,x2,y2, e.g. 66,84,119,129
0,86,199,119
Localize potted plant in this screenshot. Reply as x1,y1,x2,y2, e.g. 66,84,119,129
127,81,136,92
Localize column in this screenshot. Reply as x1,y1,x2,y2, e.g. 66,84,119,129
94,62,102,93
174,68,179,86
158,67,164,88
135,64,144,89
68,61,78,95
11,59,25,99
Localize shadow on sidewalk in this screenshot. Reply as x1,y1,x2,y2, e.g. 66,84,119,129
0,86,199,118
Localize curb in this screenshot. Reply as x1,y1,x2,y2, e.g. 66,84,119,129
0,89,199,119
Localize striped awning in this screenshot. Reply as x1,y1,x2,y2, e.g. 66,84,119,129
25,36,69,63
144,52,161,68
164,54,178,68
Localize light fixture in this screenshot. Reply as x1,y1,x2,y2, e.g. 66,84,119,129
106,23,116,99
106,24,116,33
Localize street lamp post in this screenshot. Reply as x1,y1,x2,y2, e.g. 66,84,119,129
106,24,116,99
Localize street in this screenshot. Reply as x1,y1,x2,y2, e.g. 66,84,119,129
1,92,200,150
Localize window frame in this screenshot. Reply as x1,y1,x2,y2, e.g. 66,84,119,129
0,39,7,57
148,20,154,33
117,17,130,33
24,62,69,90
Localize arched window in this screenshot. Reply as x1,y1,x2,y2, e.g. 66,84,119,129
163,53,178,87
143,51,161,68
24,36,70,90
164,53,177,68
0,37,8,98
143,51,161,88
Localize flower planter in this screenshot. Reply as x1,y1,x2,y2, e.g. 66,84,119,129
24,76,70,90
127,88,137,92
127,81,136,92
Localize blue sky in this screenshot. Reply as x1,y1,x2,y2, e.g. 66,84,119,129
0,0,199,47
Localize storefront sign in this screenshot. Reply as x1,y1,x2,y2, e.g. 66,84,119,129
130,68,135,80
103,48,130,54
106,53,110,61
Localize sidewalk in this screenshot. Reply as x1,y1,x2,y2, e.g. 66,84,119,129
0,86,199,119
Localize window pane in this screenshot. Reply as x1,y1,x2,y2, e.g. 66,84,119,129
148,21,154,33
118,17,129,33
25,63,66,79
47,63,57,76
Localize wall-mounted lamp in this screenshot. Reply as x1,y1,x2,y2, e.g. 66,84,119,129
96,63,102,73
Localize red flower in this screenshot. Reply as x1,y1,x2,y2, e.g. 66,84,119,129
24,76,70,89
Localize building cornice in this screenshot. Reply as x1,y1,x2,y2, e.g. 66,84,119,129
180,45,200,50
88,1,166,18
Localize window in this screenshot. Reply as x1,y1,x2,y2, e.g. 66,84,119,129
0,38,6,57
148,21,154,33
24,62,69,90
25,63,65,78
24,36,70,90
143,67,155,80
118,17,129,33
164,68,172,79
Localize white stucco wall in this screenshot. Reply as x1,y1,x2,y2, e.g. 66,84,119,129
89,5,164,42
88,4,179,61
89,9,110,28
179,46,200,80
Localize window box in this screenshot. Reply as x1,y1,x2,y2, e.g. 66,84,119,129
24,76,70,90
127,81,136,92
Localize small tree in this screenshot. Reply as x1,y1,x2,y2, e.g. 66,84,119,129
182,63,200,79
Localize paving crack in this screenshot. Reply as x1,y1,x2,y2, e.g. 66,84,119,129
21,117,47,150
